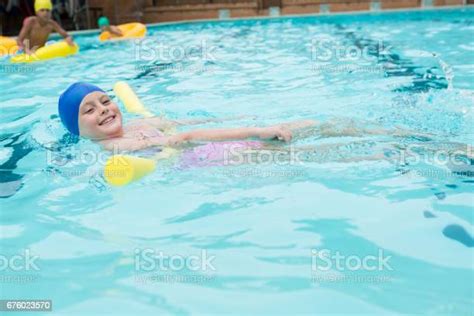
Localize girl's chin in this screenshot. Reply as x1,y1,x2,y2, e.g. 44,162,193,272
100,126,123,138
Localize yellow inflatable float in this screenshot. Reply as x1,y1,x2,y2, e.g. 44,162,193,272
10,41,79,63
99,23,147,41
0,36,18,56
104,82,176,186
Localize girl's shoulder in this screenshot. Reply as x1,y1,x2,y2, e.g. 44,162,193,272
124,120,162,133
124,121,145,133
124,118,147,129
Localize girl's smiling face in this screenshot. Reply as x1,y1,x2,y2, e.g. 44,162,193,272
78,91,123,140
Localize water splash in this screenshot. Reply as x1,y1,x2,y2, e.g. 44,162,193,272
434,53,454,90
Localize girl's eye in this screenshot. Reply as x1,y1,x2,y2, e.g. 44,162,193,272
85,108,94,114
103,99,110,105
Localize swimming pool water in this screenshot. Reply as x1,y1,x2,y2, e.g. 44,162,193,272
1,8,473,315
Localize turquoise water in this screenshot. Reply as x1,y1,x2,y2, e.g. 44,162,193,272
1,8,473,315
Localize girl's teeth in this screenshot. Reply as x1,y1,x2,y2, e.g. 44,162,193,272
102,116,114,125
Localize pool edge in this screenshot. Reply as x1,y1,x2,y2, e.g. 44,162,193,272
28,4,474,40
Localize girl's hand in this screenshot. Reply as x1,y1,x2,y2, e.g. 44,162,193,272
165,134,187,147
258,126,292,142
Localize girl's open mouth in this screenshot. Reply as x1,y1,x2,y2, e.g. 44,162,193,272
99,115,116,126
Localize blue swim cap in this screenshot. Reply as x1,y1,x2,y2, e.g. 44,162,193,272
58,82,104,135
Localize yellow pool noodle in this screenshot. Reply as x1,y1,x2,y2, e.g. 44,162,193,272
104,155,156,186
104,82,177,186
113,81,154,118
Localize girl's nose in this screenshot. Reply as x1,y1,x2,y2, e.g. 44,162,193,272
101,107,109,115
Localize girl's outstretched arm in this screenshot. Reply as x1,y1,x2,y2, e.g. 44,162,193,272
166,126,292,146
99,126,291,151
174,115,254,126
140,115,254,130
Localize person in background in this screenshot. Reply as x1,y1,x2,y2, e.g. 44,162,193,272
16,0,74,54
98,15,123,37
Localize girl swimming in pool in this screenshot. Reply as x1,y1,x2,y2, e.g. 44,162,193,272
58,82,473,170
58,82,313,152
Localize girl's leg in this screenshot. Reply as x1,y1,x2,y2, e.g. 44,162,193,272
240,141,394,165
271,119,320,139
279,118,434,140
254,140,473,166
279,119,319,131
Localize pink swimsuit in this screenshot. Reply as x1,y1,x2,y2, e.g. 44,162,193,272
179,141,263,168
134,127,263,168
